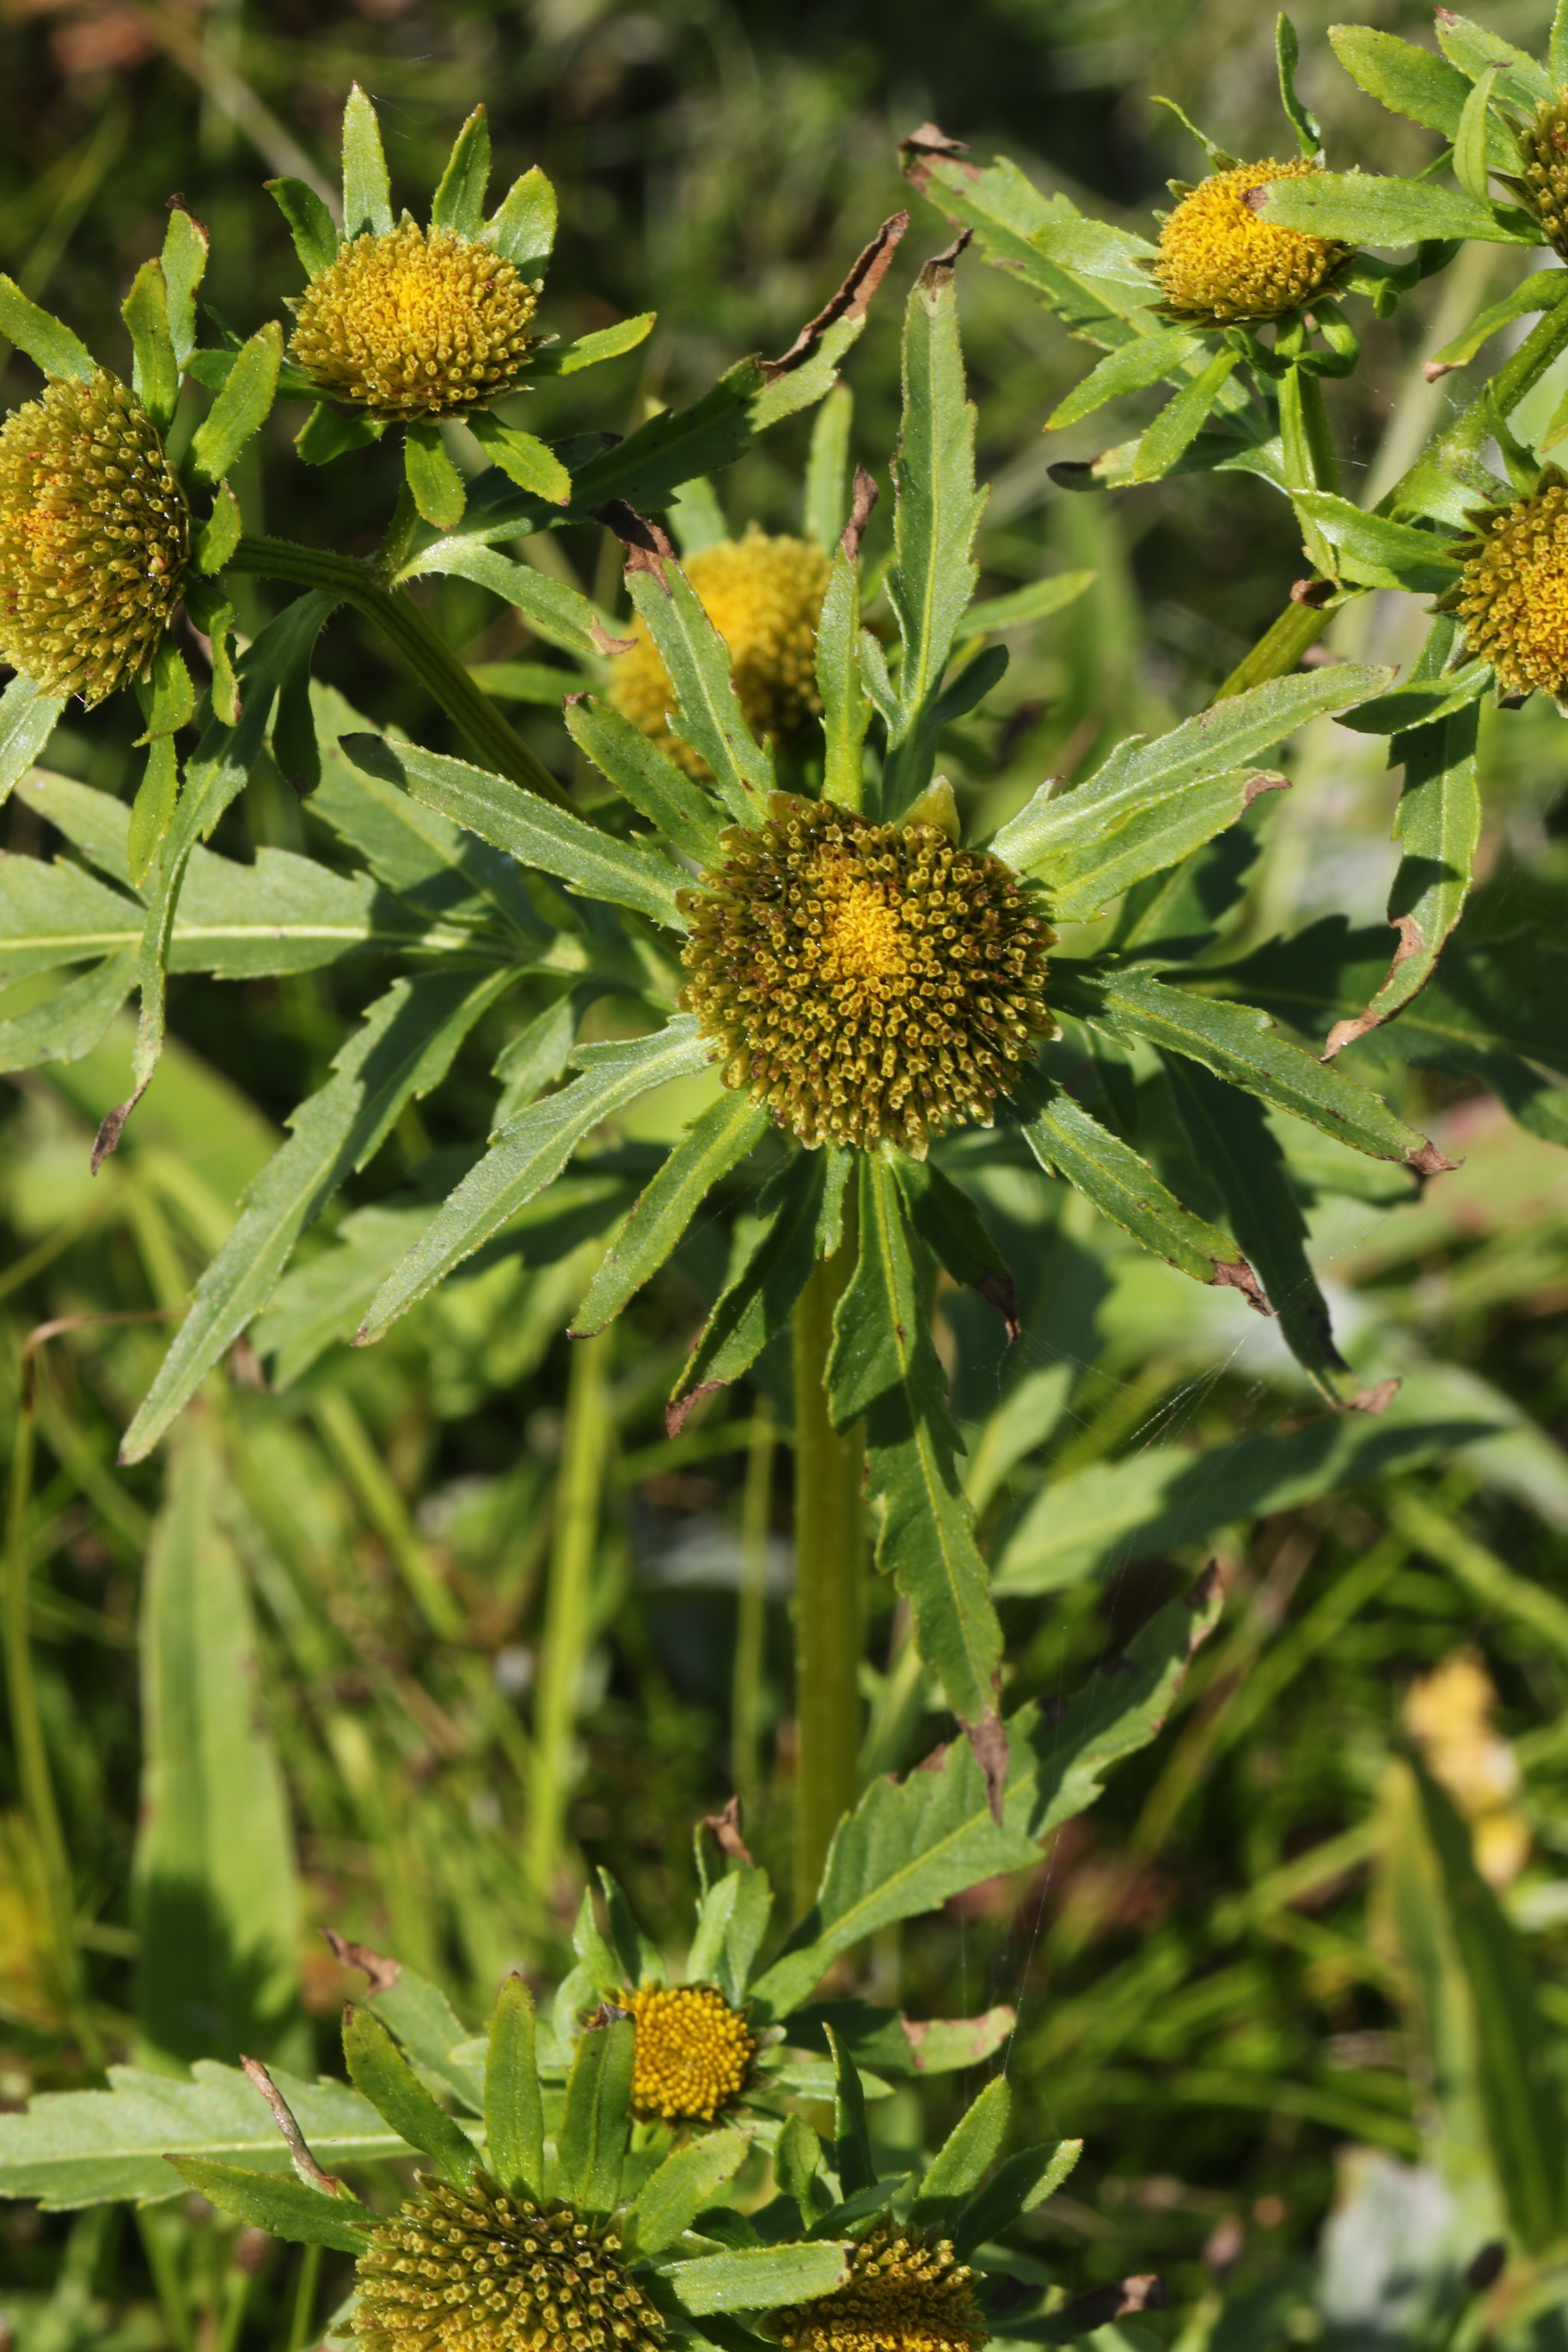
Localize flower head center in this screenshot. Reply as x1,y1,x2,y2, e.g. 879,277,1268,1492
1154,158,1344,327
289,219,538,421
622,1983,755,2122
824,873,907,984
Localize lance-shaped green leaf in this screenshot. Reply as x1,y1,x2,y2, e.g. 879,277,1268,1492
341,735,684,929
487,1975,545,2199
749,1577,1222,2018
1326,24,1506,153
573,1092,769,1335
0,674,68,811
342,83,393,237
1277,12,1323,158
0,2062,408,2210
266,177,338,278
688,1867,773,2008
400,537,626,661
1429,273,1568,374
467,410,572,505
121,260,178,434
749,211,909,432
818,547,872,811
0,950,136,1075
1130,346,1241,485
134,1418,299,2067
903,142,1158,309
553,2016,633,2214
1434,11,1552,106
896,1158,1014,1330
1046,769,1290,923
1289,493,1465,593
404,423,467,530
993,665,1391,878
624,2129,750,2257
530,313,656,377
1453,63,1503,206
1337,665,1491,736
432,105,490,236
668,1148,848,1425
168,2160,373,2252
0,277,94,381
328,1936,484,2111
880,245,987,816
361,1017,711,1341
119,966,513,1463
1018,1074,1260,1297
992,1410,1490,1596
0,854,141,977
1160,1057,1357,1406
1053,963,1447,1170
343,2006,475,2189
909,2078,1009,2230
623,543,774,827
564,695,727,867
187,320,282,492
1047,328,1202,431
666,2244,854,2314
1257,171,1535,247
959,572,1095,641
486,163,555,271
829,1157,1002,1743
1324,701,1481,1059
825,2026,875,2195
953,2142,1082,2259
1409,1758,1566,2251
805,382,854,548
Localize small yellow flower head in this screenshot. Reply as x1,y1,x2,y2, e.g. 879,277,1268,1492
773,2226,985,2352
1515,91,1568,259
1404,1648,1529,1890
289,218,539,421
609,531,831,777
680,796,1055,1158
622,1983,756,2122
0,370,188,707
355,2175,665,2352
1450,474,1568,704
1153,159,1346,327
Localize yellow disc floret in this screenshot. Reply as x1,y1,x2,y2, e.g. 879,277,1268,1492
773,2225,986,2352
609,530,831,776
1153,159,1346,327
289,217,539,421
1515,90,1568,260
0,370,188,707
355,2174,665,2352
622,1983,755,2123
679,795,1055,1158
1449,473,1568,705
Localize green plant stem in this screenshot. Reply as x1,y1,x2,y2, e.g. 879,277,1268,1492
732,1399,775,1817
791,1213,865,1916
1216,282,1568,701
285,2244,322,2352
3,1357,99,2062
228,535,576,811
524,1327,614,1910
137,2206,194,2352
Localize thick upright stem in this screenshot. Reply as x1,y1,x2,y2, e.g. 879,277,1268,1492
524,1328,614,1911
791,1222,865,1916
229,536,576,811
732,1400,775,1820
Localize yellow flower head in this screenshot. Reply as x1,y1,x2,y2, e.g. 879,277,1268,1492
773,2225,986,2352
609,531,831,777
1153,159,1346,328
1449,472,1568,705
680,795,1055,1158
1404,1648,1529,1890
622,1983,756,2123
289,217,539,421
355,2175,665,2352
1515,90,1568,260
0,370,188,707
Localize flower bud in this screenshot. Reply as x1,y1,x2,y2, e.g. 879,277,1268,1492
1153,159,1346,328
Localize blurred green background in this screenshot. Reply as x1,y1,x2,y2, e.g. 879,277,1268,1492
5,0,1568,2347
